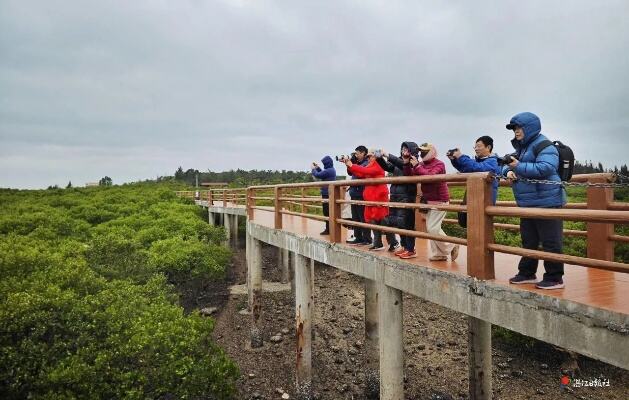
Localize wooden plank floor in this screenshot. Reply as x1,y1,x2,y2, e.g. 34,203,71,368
212,202,629,316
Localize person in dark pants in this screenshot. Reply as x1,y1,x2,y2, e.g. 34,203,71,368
376,142,419,255
346,146,372,246
311,155,337,235
502,112,567,290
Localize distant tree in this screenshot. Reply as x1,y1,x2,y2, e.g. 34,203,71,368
66,181,73,189
174,166,184,180
99,176,113,186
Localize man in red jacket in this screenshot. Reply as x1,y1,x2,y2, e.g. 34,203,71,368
404,143,460,261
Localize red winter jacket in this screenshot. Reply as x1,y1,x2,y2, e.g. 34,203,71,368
348,160,389,221
403,158,449,202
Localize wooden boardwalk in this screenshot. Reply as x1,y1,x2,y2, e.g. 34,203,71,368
241,206,629,316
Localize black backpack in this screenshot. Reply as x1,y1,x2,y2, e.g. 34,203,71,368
533,140,575,181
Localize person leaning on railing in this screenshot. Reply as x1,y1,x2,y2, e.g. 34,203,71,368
311,155,337,235
404,143,460,262
376,141,420,258
345,146,373,246
343,149,393,251
502,112,567,290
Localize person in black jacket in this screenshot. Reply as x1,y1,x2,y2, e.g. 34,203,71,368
377,142,419,257
346,146,372,245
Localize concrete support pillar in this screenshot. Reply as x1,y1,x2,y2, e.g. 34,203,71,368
246,228,251,303
378,283,404,400
223,213,231,247
294,253,313,399
208,211,215,226
468,316,492,400
279,247,290,284
249,237,263,348
230,215,239,247
364,279,380,399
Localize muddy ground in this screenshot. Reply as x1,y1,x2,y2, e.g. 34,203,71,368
197,241,628,400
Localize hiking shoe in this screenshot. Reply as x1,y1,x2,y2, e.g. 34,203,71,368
429,255,448,261
388,243,401,252
369,243,385,251
451,245,460,261
394,247,407,256
509,274,538,284
346,239,362,246
399,251,417,259
535,279,565,290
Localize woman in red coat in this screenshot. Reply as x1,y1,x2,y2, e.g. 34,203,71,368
344,149,395,251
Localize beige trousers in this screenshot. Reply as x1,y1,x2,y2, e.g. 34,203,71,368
425,207,455,256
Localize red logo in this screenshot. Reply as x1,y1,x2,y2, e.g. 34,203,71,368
561,375,571,386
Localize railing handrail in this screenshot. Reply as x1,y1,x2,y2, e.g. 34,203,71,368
251,172,491,189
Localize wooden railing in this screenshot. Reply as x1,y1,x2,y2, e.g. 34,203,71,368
246,173,629,278
176,188,247,206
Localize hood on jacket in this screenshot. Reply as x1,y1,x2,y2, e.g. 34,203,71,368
401,141,420,157
507,112,541,146
321,155,334,169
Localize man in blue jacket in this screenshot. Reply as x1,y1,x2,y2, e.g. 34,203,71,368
502,112,567,290
448,135,501,204
311,155,337,235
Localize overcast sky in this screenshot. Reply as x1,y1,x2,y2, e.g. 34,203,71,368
1,1,628,189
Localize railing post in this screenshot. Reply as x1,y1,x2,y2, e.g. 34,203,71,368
247,188,254,220
415,183,427,232
587,176,614,261
465,174,494,400
274,187,283,229
466,175,495,279
208,190,213,206
329,184,342,243
222,190,227,207
301,187,306,213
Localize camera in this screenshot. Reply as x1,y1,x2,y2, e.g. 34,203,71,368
335,152,356,162
497,153,518,166
446,148,459,157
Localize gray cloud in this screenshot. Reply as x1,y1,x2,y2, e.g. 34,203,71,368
1,0,628,188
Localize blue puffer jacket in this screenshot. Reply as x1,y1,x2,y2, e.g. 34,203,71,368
311,156,336,196
348,158,370,199
451,153,500,204
501,112,566,208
